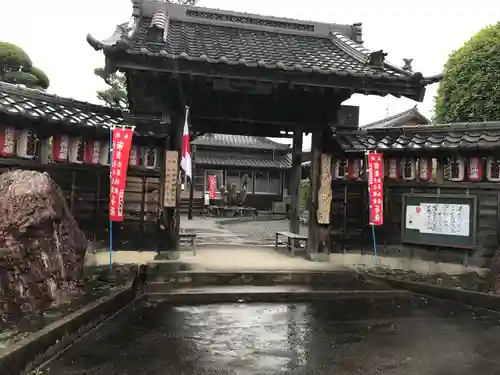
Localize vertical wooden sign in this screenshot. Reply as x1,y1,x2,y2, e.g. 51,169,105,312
317,153,332,224
164,150,179,208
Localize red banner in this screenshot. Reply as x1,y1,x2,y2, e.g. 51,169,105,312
208,175,216,199
367,152,384,226
109,128,134,222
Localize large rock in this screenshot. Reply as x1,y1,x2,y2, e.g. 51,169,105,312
0,170,87,324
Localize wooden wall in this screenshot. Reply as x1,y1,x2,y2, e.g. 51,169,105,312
329,180,499,267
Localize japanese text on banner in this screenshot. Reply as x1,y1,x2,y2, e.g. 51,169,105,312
110,128,134,189
209,175,217,199
109,127,134,222
109,188,125,222
367,152,384,226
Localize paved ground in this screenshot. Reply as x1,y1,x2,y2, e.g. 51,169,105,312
41,293,500,375
86,216,317,270
179,247,339,271
87,246,339,271
180,216,308,246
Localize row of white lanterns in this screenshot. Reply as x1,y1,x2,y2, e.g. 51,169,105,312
332,156,500,182
0,126,160,169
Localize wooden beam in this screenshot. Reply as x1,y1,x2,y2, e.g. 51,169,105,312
289,130,303,234
114,54,425,101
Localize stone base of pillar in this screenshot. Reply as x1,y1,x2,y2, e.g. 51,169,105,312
155,251,180,261
307,253,330,262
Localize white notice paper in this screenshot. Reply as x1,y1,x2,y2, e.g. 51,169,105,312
406,205,422,230
419,203,470,237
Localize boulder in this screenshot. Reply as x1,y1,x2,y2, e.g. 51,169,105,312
0,170,87,324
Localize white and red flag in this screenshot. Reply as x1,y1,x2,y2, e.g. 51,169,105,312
180,106,192,181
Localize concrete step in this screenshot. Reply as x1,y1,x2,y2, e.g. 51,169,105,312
145,285,410,303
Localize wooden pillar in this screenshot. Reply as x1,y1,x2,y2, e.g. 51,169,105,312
157,113,183,259
307,129,321,254
188,145,196,220
157,135,170,253
289,130,303,234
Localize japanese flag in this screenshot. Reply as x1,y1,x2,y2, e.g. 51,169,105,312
180,106,192,180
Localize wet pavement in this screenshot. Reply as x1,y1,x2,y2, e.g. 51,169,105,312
41,294,500,375
179,216,308,247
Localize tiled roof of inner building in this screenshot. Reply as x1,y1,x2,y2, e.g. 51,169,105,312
0,82,125,130
192,134,290,150
333,122,500,152
196,150,292,169
87,2,431,82
361,106,430,129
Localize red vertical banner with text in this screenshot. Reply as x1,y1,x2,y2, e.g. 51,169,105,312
208,175,216,199
367,151,384,226
109,127,134,222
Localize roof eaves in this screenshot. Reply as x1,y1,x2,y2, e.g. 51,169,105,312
0,82,127,131
362,122,500,136
87,15,141,52
0,82,124,118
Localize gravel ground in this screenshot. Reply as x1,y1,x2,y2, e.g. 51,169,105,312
180,216,307,246
216,219,309,244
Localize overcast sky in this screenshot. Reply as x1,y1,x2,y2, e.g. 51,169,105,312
2,0,499,145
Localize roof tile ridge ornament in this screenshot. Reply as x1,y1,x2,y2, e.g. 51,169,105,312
351,22,363,44
163,1,352,37
329,31,422,78
402,58,413,72
366,50,387,70
149,0,169,42
86,0,142,52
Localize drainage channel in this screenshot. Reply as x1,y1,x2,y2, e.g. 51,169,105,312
6,268,500,375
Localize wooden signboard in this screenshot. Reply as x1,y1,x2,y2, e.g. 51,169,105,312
164,150,179,208
401,194,477,249
317,154,332,224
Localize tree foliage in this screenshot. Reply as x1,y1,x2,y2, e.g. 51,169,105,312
94,0,201,109
434,23,500,123
94,68,128,110
0,42,50,89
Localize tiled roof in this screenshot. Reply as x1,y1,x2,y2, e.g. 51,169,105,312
87,2,441,100
127,19,405,77
192,133,290,150
361,106,430,129
0,82,125,130
196,150,291,169
333,122,500,152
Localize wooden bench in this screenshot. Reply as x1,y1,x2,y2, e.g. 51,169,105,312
275,231,308,257
179,230,197,256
